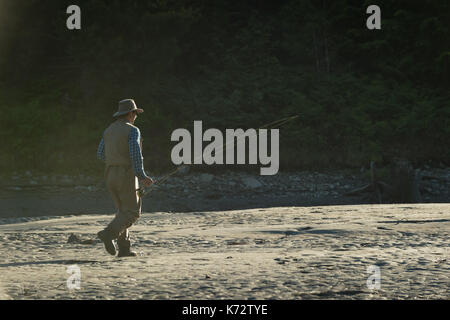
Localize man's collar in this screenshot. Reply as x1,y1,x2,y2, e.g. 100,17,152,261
116,118,130,124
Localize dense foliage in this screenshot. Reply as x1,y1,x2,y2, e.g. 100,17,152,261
0,0,449,175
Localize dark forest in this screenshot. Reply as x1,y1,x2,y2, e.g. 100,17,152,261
0,0,449,175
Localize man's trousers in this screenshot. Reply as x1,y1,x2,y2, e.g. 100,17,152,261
103,165,141,250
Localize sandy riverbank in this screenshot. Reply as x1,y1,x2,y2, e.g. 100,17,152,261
0,203,448,300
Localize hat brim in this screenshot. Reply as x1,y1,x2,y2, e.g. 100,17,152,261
113,108,144,117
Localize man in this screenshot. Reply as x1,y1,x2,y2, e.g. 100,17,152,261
96,99,154,257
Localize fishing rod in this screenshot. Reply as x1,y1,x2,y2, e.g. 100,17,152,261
137,114,300,197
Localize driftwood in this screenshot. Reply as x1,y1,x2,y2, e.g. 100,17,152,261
345,159,421,203
67,233,96,245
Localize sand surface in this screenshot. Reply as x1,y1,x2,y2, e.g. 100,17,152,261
0,203,448,300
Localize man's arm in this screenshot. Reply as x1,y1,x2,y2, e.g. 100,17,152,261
128,127,149,180
97,135,105,162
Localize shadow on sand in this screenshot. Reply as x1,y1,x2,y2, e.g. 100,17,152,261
257,227,350,236
0,259,110,268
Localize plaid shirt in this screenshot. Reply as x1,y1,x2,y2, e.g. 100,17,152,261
97,126,148,180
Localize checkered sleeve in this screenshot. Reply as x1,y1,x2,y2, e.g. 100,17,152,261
129,127,148,180
97,135,105,162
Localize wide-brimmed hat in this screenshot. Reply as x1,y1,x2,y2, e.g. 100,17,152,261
113,99,144,117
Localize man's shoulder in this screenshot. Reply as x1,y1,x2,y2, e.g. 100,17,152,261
105,119,121,129
104,120,137,137
103,122,113,134
125,123,140,134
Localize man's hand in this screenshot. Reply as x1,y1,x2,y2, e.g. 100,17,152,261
140,177,154,188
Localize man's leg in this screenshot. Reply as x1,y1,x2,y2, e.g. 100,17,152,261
103,167,141,256
98,166,141,256
116,169,141,257
97,167,122,256
102,167,134,229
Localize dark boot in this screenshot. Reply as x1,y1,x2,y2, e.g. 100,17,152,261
97,229,117,256
117,229,137,258
117,242,137,257
117,249,137,258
